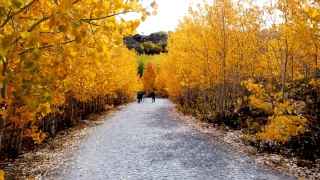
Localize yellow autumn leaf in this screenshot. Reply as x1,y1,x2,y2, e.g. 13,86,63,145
131,29,137,35
133,19,140,28
58,25,68,32
141,15,146,22
11,30,21,38
12,54,21,63
43,92,49,97
40,102,51,116
127,20,133,28
12,0,23,8
102,1,110,11
21,31,30,39
153,3,158,10
0,169,4,180
136,4,142,12
75,35,82,44
152,11,157,16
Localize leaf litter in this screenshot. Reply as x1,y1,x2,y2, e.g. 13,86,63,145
1,105,319,180
170,107,320,180
0,111,110,180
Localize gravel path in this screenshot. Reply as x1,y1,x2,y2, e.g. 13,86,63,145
45,98,296,180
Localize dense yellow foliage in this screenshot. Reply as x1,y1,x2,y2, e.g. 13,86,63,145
142,62,157,93
159,0,318,143
258,115,307,143
0,0,157,147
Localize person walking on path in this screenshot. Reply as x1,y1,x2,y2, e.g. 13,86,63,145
151,91,156,103
137,92,141,103
137,91,146,103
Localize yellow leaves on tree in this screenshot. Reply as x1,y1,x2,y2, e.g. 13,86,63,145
158,49,184,101
159,0,313,144
38,102,51,117
0,169,4,180
155,69,168,97
243,79,308,143
242,79,270,110
257,100,307,143
105,104,114,110
0,109,7,119
24,126,47,144
0,0,158,149
309,78,320,88
142,62,157,93
258,115,307,143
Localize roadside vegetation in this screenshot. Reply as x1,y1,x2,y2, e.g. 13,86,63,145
156,0,320,170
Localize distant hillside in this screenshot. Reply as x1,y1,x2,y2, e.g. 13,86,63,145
123,31,168,55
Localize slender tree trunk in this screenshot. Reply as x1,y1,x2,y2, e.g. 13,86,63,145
42,116,45,131
0,58,8,155
288,56,294,98
13,124,26,158
44,115,48,132
14,129,21,154
51,111,56,137
221,9,227,116
232,70,238,109
315,45,318,80
208,89,214,118
8,122,15,151
185,88,188,108
82,102,86,120
282,55,288,100
203,90,206,116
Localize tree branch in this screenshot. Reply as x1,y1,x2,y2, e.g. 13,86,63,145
82,20,100,26
73,0,81,4
0,0,39,28
82,11,136,21
28,16,50,32
18,40,75,55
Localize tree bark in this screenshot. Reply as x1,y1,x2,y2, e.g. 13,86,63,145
0,58,8,155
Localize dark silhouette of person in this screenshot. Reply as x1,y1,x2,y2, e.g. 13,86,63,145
151,91,155,103
137,91,145,103
137,92,142,103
